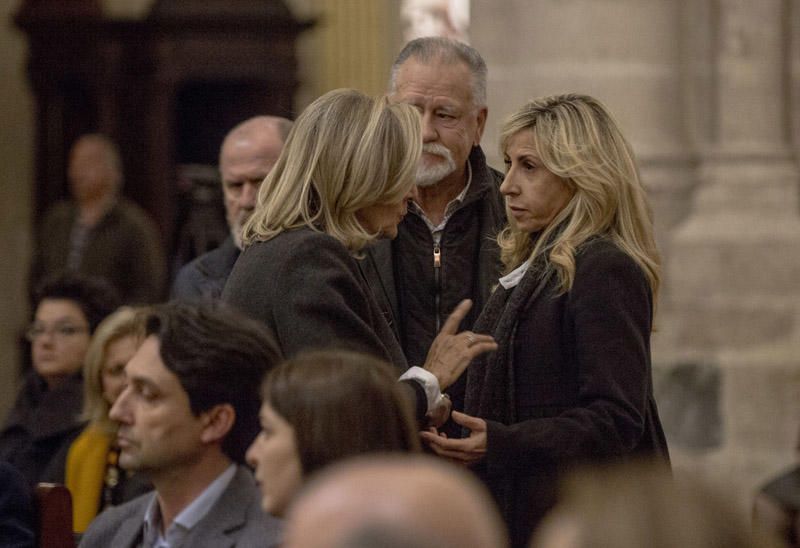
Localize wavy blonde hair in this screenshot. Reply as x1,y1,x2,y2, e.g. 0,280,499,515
81,306,144,432
498,94,660,300
242,89,422,252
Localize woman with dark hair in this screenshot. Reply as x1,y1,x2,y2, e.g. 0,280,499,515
245,349,420,517
421,94,669,547
0,273,120,486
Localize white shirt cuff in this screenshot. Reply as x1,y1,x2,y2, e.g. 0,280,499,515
399,366,443,413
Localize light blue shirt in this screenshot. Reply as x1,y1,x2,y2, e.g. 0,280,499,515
141,464,237,548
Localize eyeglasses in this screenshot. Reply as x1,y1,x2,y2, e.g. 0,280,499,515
25,323,89,342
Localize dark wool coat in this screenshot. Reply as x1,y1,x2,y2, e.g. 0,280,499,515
0,372,85,487
223,228,406,370
222,228,428,420
0,462,35,548
465,237,670,548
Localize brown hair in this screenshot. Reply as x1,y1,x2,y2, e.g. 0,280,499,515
261,350,420,476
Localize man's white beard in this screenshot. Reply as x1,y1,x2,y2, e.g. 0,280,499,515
416,143,456,188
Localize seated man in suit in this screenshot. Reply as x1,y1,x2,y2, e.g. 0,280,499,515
172,116,292,300
80,301,283,547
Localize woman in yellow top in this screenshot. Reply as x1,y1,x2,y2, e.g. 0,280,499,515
66,306,150,533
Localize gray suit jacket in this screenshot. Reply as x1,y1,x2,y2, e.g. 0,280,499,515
79,465,281,548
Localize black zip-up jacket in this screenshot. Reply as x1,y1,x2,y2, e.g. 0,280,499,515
364,146,505,425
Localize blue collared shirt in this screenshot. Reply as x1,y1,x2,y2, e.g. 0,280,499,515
140,464,237,548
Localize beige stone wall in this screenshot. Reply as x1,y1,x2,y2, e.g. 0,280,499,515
286,0,402,109
0,0,34,419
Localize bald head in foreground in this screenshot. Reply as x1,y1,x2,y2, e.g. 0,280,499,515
283,455,508,548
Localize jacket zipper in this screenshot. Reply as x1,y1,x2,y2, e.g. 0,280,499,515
433,242,442,332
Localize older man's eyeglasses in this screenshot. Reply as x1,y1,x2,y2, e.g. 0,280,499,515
25,323,89,342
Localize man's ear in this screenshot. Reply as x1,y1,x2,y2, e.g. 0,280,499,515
473,106,488,146
200,404,236,445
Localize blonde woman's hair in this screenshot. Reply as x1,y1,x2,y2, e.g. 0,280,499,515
498,93,660,301
242,88,422,252
81,306,143,432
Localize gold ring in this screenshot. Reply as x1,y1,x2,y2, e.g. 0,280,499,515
466,333,476,346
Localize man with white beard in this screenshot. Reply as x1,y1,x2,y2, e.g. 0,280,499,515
172,116,291,300
365,37,505,434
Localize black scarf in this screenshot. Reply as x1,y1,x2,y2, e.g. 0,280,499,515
464,258,554,425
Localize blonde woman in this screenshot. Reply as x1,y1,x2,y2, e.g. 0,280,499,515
65,307,150,533
223,89,495,421
421,94,670,548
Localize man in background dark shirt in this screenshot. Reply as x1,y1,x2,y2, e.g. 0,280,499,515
172,116,291,300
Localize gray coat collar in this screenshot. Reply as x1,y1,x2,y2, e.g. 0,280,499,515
106,466,278,548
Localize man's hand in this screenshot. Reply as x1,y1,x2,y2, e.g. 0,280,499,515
420,411,487,466
423,300,496,390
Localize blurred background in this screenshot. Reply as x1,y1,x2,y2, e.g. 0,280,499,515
1,0,798,514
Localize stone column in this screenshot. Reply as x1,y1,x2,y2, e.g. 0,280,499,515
667,0,800,500
472,0,694,254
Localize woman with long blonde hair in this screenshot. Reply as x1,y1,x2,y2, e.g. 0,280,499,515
65,306,151,533
421,94,669,548
222,89,496,422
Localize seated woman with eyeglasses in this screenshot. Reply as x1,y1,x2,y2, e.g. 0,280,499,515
0,273,119,487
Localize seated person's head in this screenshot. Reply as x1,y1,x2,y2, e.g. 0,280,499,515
283,454,508,548
81,306,143,431
28,273,120,388
109,301,282,478
533,460,783,548
68,134,123,204
246,350,420,517
242,88,422,251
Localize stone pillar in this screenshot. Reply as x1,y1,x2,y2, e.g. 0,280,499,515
472,0,694,254
667,0,800,502
0,0,35,421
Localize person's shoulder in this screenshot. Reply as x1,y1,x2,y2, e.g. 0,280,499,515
576,237,635,268
79,492,151,546
210,466,283,546
237,475,283,546
174,243,233,286
573,237,648,291
245,228,348,262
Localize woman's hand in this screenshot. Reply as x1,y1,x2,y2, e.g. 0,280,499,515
421,411,487,466
423,299,497,390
